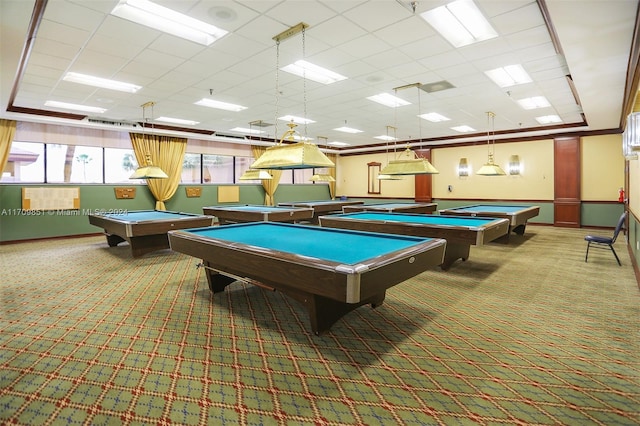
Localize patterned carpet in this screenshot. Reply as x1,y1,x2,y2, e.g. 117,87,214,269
0,225,639,425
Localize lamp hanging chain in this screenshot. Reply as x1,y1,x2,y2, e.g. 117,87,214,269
491,113,496,157
141,104,148,166
141,102,154,166
417,87,423,154
302,25,308,140
150,102,154,133
393,89,399,157
141,104,147,136
385,126,390,163
418,87,422,142
274,39,280,141
487,111,495,159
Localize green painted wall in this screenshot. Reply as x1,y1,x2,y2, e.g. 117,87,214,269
630,215,639,266
0,183,331,242
432,200,623,227
581,202,625,228
0,183,622,242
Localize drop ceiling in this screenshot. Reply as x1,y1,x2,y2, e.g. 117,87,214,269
0,0,638,153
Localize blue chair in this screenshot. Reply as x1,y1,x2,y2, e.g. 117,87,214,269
584,212,627,266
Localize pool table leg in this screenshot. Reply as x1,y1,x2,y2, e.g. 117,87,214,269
441,242,471,270
105,233,125,247
200,266,388,335
281,286,387,335
512,223,527,235
204,262,238,293
104,233,167,258
129,235,171,258
494,223,526,244
493,233,511,244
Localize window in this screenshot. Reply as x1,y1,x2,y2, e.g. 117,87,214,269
2,141,307,185
105,148,141,183
235,156,255,183
1,141,44,183
293,169,310,184
204,154,234,183
279,170,294,184
181,153,202,183
47,145,103,183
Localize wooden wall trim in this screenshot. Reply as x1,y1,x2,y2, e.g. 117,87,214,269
553,136,581,227
414,149,433,202
6,0,48,110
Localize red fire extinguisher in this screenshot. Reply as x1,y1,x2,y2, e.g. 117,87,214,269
619,187,625,203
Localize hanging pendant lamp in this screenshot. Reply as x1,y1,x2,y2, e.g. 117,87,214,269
250,122,335,170
250,23,335,171
239,169,273,180
310,173,335,182
377,174,404,180
130,101,168,179
379,147,439,175
309,136,336,181
129,154,169,179
379,86,438,176
378,126,403,180
476,111,506,176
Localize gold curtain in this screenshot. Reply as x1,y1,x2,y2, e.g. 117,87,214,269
130,133,187,210
326,153,337,199
0,120,17,176
251,145,282,206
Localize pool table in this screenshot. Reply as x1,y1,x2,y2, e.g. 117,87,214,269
438,204,540,242
203,204,314,225
168,222,446,335
277,200,364,223
88,210,214,257
319,212,509,270
342,202,437,214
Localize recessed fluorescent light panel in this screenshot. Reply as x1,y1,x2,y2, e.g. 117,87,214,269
419,112,450,122
63,72,141,93
45,100,107,114
111,0,228,46
278,115,315,125
281,60,347,85
517,96,551,110
451,125,475,132
195,98,247,112
420,0,497,48
230,127,265,135
485,65,532,88
367,93,411,108
333,126,362,134
155,116,199,125
373,135,397,141
328,141,351,147
535,115,562,124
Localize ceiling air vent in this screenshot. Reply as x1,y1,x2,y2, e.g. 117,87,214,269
249,120,274,127
420,81,455,93
86,117,139,128
214,132,247,140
